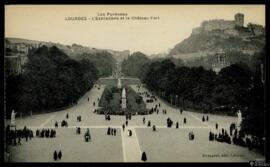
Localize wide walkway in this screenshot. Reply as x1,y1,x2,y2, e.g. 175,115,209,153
6,78,264,162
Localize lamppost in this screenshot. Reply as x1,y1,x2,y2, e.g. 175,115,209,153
170,94,172,106
175,95,178,107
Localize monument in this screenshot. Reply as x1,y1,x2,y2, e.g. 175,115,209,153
121,88,127,109
236,110,242,130
10,109,16,130
117,78,122,89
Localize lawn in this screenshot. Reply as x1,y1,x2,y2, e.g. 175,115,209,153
97,78,141,87
98,86,147,115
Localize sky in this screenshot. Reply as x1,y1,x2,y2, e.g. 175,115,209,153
5,5,265,55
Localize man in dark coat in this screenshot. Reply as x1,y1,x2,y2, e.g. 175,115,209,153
176,122,179,129
55,121,58,128
141,152,147,161
122,124,125,131
66,113,69,119
184,118,187,124
153,125,156,131
143,117,145,124
126,120,128,126
107,127,111,135
114,129,116,136
58,151,62,160
36,129,40,137
215,123,218,130
53,150,58,161
202,116,205,122
206,116,209,121
147,121,151,127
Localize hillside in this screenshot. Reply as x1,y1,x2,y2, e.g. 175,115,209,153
75,52,116,77
169,30,265,59
5,37,129,62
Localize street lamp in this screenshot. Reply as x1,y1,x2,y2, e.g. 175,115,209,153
175,95,178,107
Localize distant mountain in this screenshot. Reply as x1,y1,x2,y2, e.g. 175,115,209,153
5,37,130,62
5,37,129,77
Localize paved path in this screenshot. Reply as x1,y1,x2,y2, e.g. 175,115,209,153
6,79,264,162
121,127,142,162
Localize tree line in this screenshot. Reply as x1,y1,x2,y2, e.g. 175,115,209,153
5,46,99,117
122,49,265,138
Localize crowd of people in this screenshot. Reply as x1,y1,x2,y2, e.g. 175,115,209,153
36,128,56,138
107,127,117,136
6,125,34,146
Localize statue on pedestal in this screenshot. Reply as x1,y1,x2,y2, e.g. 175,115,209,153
10,109,16,129
117,78,122,89
236,110,242,130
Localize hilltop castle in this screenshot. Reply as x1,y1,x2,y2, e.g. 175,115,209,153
192,13,264,36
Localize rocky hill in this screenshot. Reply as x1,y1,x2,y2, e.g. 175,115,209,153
169,13,265,60
169,30,265,59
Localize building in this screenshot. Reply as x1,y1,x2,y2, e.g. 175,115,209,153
4,40,40,76
211,50,230,74
192,13,244,34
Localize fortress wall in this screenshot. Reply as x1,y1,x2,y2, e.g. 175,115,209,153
224,29,239,36
201,20,235,31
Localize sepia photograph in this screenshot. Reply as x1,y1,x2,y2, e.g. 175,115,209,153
4,4,267,163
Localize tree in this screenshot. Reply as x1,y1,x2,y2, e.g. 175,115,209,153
104,89,113,111
5,45,98,116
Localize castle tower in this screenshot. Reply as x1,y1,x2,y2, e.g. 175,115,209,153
234,13,244,27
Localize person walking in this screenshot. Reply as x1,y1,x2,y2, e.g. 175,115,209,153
125,120,128,126
122,124,125,131
147,121,151,127
176,122,179,129
141,152,147,162
58,151,62,160
53,150,58,161
153,125,156,131
143,117,145,124
107,127,111,135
